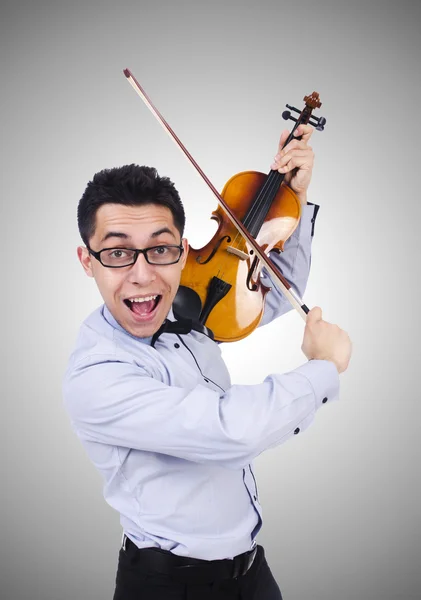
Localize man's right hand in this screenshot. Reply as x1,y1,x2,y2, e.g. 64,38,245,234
301,307,352,374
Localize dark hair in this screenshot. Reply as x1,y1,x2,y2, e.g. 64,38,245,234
77,164,185,245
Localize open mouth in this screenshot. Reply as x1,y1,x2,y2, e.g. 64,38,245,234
124,295,162,319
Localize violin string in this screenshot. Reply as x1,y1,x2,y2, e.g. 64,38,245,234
216,113,312,282
237,125,303,238
245,171,282,230
194,104,307,279
228,112,307,256
221,165,297,285
214,171,283,283
201,162,292,288
232,109,310,246
228,170,283,253
229,140,293,252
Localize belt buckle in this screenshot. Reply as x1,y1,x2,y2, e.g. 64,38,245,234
122,534,128,551
244,546,257,574
232,546,257,579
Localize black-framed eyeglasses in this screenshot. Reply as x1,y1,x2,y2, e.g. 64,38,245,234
87,244,184,268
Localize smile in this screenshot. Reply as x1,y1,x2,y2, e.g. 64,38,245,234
124,295,162,320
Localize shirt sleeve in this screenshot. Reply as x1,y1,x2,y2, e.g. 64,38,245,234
259,203,319,327
63,353,339,470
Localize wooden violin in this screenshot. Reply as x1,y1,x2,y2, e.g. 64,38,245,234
124,69,326,342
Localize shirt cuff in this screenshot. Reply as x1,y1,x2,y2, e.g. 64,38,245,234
294,359,340,409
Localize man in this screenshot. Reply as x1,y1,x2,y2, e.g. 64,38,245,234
63,124,351,599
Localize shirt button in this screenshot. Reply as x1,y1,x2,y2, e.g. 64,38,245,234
174,343,180,348
253,495,257,501
294,427,300,435
322,397,328,403
204,378,209,383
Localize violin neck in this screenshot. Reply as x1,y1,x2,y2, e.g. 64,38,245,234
242,121,302,239
242,170,285,238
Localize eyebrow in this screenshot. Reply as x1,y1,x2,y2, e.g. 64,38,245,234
100,227,177,244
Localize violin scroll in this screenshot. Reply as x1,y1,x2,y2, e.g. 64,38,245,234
282,92,326,131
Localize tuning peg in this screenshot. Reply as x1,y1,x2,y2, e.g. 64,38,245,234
285,104,301,114
283,104,326,131
311,116,326,131
282,110,298,123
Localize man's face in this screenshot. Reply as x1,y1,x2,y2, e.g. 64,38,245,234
78,203,188,338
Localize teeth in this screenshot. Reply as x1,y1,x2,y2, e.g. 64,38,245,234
128,295,158,303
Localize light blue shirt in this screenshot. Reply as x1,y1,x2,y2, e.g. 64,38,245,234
63,205,339,560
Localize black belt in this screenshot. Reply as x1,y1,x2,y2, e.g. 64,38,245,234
122,535,258,583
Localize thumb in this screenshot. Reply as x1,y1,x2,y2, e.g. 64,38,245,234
306,306,322,325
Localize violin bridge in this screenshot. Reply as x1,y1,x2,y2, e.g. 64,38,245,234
226,246,249,261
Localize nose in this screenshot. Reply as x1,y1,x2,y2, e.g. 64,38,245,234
127,253,157,285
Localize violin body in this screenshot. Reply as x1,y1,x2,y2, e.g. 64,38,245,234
180,171,301,342
124,69,324,339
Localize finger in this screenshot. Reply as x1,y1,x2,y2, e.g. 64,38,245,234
271,146,313,169
277,129,290,152
306,306,322,324
272,139,312,166
293,124,314,142
288,139,309,150
272,150,314,172
282,139,309,154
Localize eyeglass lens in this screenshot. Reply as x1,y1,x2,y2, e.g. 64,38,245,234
100,246,182,267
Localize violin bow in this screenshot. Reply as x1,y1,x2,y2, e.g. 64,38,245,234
123,68,311,320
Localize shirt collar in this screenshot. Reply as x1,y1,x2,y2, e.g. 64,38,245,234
102,303,175,346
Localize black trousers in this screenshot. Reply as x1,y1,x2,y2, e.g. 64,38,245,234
113,544,283,599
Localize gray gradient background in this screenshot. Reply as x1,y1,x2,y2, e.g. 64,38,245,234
2,0,420,598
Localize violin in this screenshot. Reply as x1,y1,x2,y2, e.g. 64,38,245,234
124,69,326,342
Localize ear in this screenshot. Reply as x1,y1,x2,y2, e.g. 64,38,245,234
77,246,94,278
181,238,189,269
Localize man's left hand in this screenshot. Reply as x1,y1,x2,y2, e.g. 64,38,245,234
270,124,315,205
